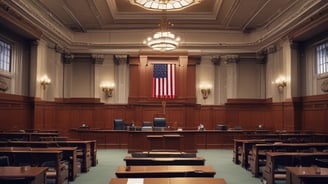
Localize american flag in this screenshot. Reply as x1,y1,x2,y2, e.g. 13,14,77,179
152,64,176,98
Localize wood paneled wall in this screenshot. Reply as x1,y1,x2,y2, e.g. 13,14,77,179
0,93,34,130
128,55,197,104
1,93,328,134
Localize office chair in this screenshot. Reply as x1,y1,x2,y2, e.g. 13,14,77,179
216,124,228,130
0,178,29,184
153,117,166,128
315,158,328,168
113,119,125,130
142,121,152,127
0,156,9,166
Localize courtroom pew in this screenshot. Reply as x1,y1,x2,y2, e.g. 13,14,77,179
285,166,328,184
249,142,328,177
31,147,78,181
233,139,278,167
124,156,206,166
0,140,96,172
0,131,59,141
233,133,328,168
262,151,328,184
0,147,69,184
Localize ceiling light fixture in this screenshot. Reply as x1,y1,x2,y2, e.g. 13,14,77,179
143,16,180,51
130,0,201,11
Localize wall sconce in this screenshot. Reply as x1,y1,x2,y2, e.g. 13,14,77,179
40,75,51,90
200,84,211,99
100,82,115,97
275,76,287,92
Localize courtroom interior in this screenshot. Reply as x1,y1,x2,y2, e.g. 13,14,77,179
0,0,328,184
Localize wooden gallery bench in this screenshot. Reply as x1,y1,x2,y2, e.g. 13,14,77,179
1,140,96,172
249,142,328,177
0,147,69,184
262,151,328,184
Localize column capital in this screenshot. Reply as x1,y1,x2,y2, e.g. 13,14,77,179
92,54,105,64
266,45,277,54
114,55,128,65
211,57,221,65
221,54,239,64
30,40,40,47
63,53,74,64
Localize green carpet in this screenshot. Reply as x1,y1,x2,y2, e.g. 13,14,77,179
71,149,263,184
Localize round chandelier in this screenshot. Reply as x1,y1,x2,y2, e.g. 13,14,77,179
130,0,201,11
143,16,181,51
144,31,180,51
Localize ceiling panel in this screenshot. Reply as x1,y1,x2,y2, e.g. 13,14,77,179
247,0,294,29
7,0,326,54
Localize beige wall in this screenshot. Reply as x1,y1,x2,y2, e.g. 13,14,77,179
3,30,328,104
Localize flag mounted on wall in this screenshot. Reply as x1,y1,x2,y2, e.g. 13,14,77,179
152,64,176,99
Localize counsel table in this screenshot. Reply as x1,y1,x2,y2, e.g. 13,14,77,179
115,165,216,178
0,166,47,184
124,156,205,165
109,178,227,184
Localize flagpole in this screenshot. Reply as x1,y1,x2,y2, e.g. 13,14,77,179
162,100,166,114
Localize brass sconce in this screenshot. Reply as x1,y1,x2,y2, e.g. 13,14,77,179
275,76,287,92
100,82,115,98
40,75,51,90
200,84,211,99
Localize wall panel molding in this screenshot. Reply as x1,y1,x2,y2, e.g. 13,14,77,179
1,93,328,133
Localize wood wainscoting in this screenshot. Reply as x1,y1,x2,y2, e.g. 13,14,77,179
1,93,328,135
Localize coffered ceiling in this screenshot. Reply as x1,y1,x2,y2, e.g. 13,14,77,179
1,0,328,55
35,0,296,32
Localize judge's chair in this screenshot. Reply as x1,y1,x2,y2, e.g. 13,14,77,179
113,119,126,130
153,117,166,131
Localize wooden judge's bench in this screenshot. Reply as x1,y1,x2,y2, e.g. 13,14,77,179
69,128,280,150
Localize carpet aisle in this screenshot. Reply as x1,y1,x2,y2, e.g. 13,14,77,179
71,149,263,184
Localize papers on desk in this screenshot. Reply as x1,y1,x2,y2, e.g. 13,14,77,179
127,178,144,184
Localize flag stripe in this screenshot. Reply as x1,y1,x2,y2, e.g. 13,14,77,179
152,64,176,98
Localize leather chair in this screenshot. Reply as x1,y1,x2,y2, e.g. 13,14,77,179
142,121,152,127
0,156,9,166
113,119,125,130
153,117,166,128
216,124,228,130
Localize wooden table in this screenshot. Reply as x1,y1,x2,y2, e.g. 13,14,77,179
286,166,328,184
124,156,205,166
109,178,227,184
131,151,196,158
115,165,216,178
0,166,47,184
